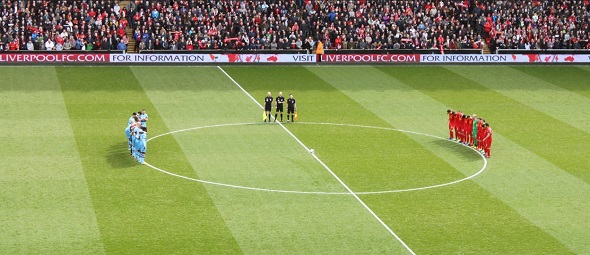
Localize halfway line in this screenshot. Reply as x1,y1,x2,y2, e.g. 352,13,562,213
216,66,417,255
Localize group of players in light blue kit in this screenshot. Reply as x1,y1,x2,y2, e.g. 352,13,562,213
125,109,148,164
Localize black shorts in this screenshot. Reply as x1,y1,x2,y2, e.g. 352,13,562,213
265,105,272,111
287,107,295,114
276,104,284,112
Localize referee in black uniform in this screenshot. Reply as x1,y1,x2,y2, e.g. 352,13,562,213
287,94,297,122
264,92,273,122
274,91,285,122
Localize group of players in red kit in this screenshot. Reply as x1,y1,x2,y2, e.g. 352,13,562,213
447,110,493,158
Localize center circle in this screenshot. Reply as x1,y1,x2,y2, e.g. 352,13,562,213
145,122,487,195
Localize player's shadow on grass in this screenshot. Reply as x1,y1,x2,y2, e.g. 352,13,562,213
430,140,482,161
107,142,137,168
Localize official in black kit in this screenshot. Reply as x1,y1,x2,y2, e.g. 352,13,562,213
274,91,285,122
264,92,273,122
287,94,296,122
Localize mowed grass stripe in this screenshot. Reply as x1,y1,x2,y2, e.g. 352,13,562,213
448,66,590,137
133,67,406,254
576,66,590,81
224,66,471,190
131,66,344,192
309,66,575,254
222,66,486,254
376,65,588,254
512,66,590,101
56,67,242,254
385,66,590,185
0,67,105,253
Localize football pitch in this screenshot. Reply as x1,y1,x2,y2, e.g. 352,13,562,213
1,65,589,254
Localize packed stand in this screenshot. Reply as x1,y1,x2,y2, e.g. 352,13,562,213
1,0,589,52
125,0,590,52
482,0,590,52
0,0,130,51
127,0,490,51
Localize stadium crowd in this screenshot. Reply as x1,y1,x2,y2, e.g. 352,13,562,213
0,0,130,51
0,0,588,52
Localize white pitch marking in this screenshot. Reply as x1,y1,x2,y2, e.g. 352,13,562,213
216,66,417,255
145,122,487,195
296,122,489,194
144,161,346,195
147,122,253,142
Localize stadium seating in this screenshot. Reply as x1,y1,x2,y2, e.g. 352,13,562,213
0,0,588,52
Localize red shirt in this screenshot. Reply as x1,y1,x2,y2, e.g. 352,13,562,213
456,117,463,130
455,113,463,128
484,127,493,140
55,35,64,45
335,37,342,49
120,18,129,28
477,121,484,138
9,41,18,50
448,113,454,127
117,26,126,37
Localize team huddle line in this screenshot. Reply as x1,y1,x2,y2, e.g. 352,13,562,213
125,109,149,164
447,110,493,158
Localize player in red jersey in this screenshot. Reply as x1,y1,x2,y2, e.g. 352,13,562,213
454,113,462,142
476,118,485,151
479,119,487,152
447,109,455,140
482,123,492,158
461,114,468,144
453,112,461,141
455,114,462,142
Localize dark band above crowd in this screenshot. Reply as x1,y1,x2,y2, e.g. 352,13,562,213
1,0,588,52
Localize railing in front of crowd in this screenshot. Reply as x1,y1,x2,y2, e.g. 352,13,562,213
496,49,590,54
137,49,484,55
322,49,483,55
1,50,126,54
6,49,590,55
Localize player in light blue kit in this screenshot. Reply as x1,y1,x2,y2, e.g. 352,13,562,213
139,109,149,127
125,124,132,151
132,123,142,160
137,127,147,164
126,116,139,152
128,112,137,126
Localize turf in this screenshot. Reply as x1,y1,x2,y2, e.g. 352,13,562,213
1,65,589,254
131,66,407,253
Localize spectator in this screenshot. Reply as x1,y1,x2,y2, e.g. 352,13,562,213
45,38,55,51
185,39,194,50
63,37,73,50
117,41,127,51
26,40,34,51
9,39,18,51
1,0,588,52
101,38,111,50
55,42,64,51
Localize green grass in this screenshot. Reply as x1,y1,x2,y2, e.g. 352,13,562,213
1,65,589,254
